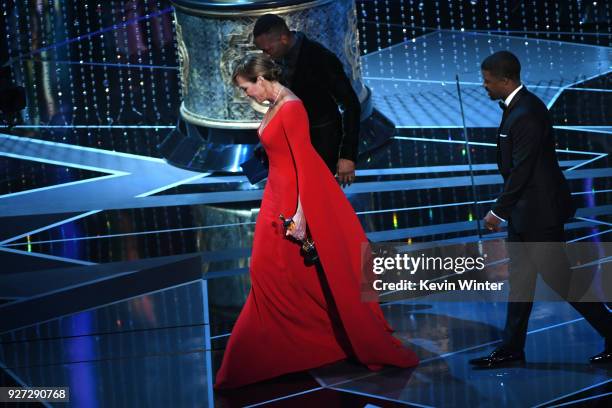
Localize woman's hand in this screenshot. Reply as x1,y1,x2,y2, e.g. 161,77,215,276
286,203,306,241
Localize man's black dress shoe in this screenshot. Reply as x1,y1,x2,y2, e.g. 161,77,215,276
469,349,525,367
589,344,612,364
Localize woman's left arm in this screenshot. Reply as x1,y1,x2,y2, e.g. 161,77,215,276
280,102,314,241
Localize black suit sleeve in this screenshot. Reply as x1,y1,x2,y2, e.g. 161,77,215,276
492,114,543,220
319,49,361,162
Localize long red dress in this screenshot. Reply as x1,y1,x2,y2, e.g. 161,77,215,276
214,100,418,389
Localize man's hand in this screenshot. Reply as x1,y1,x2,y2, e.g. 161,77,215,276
336,158,356,187
483,211,502,232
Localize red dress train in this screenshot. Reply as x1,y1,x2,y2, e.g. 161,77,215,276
214,100,418,389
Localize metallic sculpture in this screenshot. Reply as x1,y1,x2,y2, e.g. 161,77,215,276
172,0,367,128
161,0,381,172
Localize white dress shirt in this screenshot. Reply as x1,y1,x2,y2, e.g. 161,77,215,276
503,84,523,107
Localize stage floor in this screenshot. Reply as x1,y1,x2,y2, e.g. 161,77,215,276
1,6,611,407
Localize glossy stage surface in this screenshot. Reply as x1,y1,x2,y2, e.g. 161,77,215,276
1,1,611,407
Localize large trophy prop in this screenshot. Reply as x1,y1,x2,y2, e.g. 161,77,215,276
162,0,383,173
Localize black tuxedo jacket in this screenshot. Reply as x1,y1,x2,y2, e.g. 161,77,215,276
289,35,361,164
492,87,575,232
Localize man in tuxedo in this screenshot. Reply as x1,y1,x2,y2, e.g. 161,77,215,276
470,51,611,367
253,14,361,186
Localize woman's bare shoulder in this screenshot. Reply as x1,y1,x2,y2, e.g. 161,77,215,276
277,96,302,112
279,93,301,104
284,96,300,103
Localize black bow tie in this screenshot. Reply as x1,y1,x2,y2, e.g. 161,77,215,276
499,101,507,111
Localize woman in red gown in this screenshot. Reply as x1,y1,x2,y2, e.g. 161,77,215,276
214,54,418,389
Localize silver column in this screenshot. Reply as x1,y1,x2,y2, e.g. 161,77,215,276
172,0,367,129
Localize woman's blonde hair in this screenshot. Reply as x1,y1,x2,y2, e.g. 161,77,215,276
232,53,283,85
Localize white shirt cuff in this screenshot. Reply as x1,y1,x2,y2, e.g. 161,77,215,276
489,210,506,223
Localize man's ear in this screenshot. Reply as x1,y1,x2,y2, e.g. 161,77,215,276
279,33,290,46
